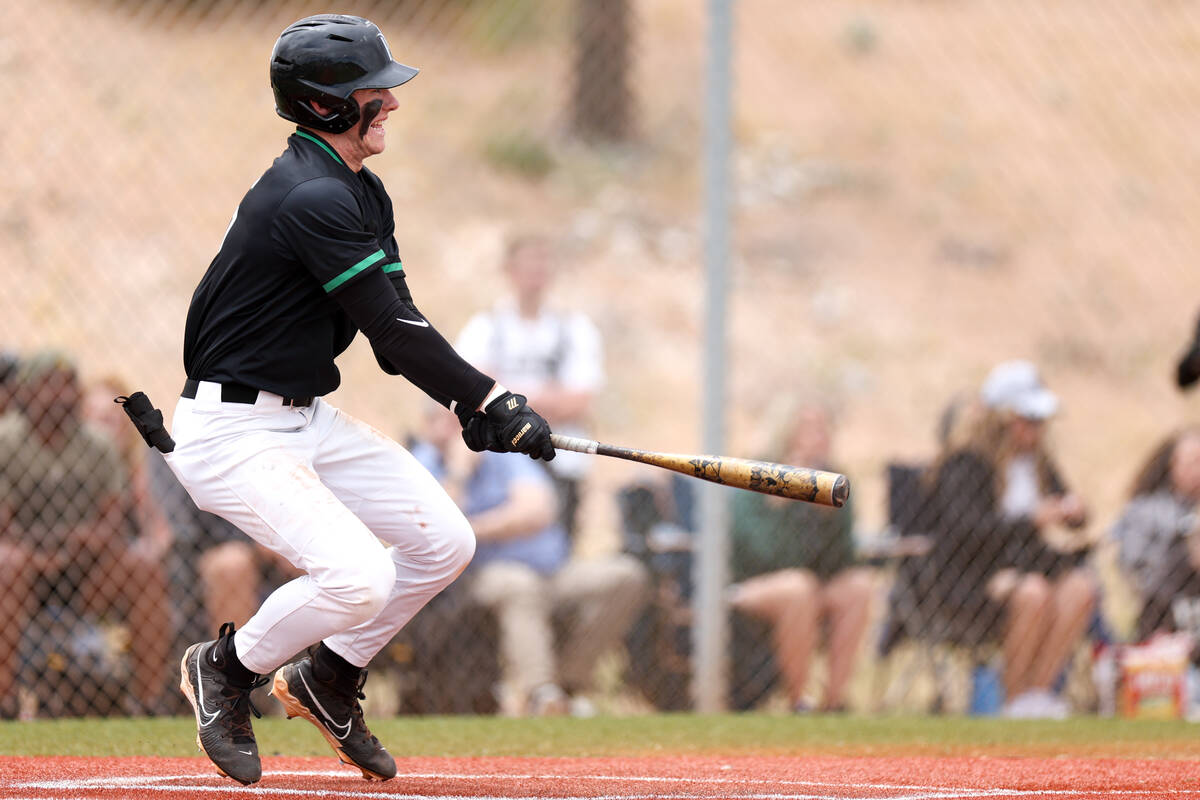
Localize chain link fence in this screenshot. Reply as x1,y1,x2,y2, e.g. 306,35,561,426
4,0,1200,720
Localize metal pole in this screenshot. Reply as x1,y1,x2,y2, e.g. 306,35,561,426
693,0,733,714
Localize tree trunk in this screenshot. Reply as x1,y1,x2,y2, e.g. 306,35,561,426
571,0,633,142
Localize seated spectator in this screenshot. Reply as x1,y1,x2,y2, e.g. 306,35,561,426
727,401,873,713
411,403,648,716
918,360,1098,718
0,352,170,716
1111,428,1200,641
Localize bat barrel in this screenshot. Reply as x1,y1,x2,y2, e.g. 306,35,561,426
751,460,848,507
550,434,849,509
830,473,850,508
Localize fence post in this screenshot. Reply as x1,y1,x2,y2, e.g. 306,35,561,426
693,0,733,714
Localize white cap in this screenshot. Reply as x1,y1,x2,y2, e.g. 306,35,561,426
980,360,1059,420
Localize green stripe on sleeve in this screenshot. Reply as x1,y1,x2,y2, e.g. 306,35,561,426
382,261,404,273
323,249,386,292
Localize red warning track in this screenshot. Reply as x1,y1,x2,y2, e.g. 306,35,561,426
2,755,1198,799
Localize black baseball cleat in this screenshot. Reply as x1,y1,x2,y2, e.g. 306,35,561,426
271,657,396,781
179,623,268,785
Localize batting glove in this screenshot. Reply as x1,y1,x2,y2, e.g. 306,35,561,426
460,392,555,461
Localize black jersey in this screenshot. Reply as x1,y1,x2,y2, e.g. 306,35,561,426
184,130,490,407
184,130,400,397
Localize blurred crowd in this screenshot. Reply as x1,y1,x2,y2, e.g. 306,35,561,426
4,239,1200,721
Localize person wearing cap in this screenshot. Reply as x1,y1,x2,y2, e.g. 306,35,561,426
912,360,1097,718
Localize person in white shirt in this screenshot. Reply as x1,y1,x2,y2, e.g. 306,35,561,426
455,235,604,539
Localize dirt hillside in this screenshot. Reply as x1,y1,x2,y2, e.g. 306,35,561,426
5,1,1200,635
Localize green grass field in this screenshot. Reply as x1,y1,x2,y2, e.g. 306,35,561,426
2,714,1198,760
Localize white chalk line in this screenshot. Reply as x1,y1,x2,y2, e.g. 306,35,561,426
12,769,1200,799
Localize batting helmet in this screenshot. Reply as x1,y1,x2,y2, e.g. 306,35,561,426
270,14,418,134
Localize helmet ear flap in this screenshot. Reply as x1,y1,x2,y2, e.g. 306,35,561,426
281,89,360,134
306,95,361,134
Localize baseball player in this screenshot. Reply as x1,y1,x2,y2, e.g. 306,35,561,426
169,14,555,786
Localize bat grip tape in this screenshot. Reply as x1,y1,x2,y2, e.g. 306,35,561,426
549,434,597,454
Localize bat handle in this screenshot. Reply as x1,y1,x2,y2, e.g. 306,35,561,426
550,433,598,454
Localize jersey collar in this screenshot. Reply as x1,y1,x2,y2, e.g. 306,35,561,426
294,128,347,169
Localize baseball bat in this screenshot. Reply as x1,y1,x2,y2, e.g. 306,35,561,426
550,434,849,508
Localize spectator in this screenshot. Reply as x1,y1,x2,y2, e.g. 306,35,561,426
918,360,1097,718
0,352,171,716
1111,428,1200,641
726,401,873,713
454,234,604,539
412,403,648,716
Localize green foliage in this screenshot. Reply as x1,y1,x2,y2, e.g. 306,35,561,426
841,15,879,56
482,130,556,181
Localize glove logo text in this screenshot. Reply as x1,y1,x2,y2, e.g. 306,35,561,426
511,422,532,446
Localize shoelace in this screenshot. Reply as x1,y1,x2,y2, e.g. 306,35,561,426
349,671,376,744
221,676,269,744
329,669,379,747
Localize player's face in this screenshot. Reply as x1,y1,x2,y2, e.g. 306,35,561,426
352,88,399,160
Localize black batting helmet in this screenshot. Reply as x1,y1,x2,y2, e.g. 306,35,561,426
270,14,418,134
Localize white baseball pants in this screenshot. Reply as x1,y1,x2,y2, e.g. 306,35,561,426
165,382,475,674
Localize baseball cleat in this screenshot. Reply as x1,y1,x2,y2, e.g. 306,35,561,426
271,657,396,781
179,623,267,786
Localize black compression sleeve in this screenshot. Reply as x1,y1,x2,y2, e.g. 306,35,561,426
369,268,414,376
333,267,495,411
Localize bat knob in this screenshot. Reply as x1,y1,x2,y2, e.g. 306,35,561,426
831,474,850,508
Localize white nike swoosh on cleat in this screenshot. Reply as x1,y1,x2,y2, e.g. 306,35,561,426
297,669,353,740
238,750,253,755
396,316,429,327
195,648,221,728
